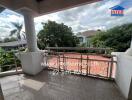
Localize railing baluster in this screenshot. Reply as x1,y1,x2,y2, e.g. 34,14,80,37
78,59,79,73
86,54,88,75
58,52,61,72
64,56,67,72
56,54,59,69
80,54,82,74
89,59,91,75
63,52,64,71
14,52,18,72
109,57,113,78
106,62,109,78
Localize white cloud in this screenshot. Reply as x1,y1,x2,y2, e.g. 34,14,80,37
34,0,130,33
125,7,132,15
0,10,23,38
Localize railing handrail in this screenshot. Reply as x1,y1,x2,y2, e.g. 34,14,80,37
43,51,116,58
45,47,111,51
44,55,116,63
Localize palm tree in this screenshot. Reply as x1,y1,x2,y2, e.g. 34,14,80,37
10,22,23,40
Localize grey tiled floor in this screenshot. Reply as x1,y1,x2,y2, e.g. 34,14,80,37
0,70,126,100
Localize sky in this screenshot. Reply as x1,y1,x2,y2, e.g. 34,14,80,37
0,0,132,38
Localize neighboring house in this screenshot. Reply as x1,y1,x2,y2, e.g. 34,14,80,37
76,30,99,47
0,40,27,50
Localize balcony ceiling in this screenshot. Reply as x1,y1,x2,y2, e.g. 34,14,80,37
0,0,101,17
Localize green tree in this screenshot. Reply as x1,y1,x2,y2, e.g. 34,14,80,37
91,23,132,52
91,31,106,48
10,22,23,40
37,21,79,49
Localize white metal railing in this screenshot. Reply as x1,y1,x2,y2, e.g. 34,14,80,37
42,47,116,79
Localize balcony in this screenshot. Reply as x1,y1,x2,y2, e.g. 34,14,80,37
0,0,132,100
0,70,126,100
0,48,127,100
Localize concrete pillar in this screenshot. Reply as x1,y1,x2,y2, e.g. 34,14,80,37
23,10,38,52
17,9,44,75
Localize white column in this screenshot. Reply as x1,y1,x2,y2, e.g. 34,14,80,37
17,9,44,75
23,10,38,52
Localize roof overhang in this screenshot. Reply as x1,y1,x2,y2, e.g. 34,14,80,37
0,0,101,17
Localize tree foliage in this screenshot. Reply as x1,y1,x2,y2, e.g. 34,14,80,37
91,23,132,52
37,21,79,49
10,22,25,40
0,48,21,72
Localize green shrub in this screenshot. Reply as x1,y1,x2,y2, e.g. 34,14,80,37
0,48,21,72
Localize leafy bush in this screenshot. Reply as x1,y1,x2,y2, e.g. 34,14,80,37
0,48,21,72
91,23,132,52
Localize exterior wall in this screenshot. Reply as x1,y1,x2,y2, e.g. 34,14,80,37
77,36,93,47
77,36,86,46
115,54,132,99
82,36,87,44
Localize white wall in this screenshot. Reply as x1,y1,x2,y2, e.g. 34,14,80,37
115,54,132,99
77,35,86,44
